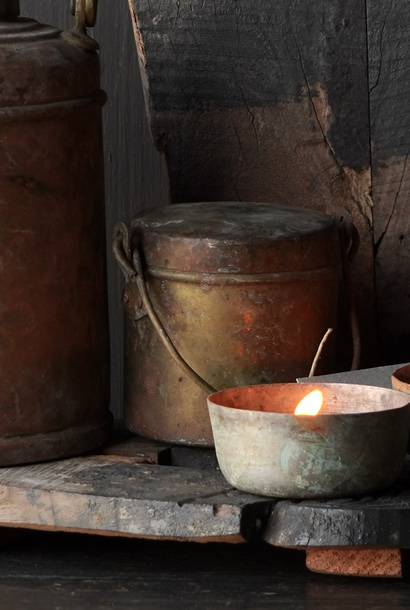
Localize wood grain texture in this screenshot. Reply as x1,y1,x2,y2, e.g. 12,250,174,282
18,1,170,419
129,0,377,368
306,548,402,577
368,1,410,363
2,531,410,606
0,534,316,610
171,446,219,471
265,499,410,548
93,0,170,419
0,457,271,540
132,0,369,168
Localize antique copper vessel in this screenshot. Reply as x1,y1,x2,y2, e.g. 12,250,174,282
0,0,111,464
114,201,341,446
208,383,410,498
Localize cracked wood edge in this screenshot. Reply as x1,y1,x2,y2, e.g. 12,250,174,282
263,499,410,549
368,1,410,360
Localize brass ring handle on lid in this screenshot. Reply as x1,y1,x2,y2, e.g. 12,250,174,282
63,0,99,51
70,0,98,28
112,222,217,396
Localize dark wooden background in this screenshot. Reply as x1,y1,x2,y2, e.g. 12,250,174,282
129,0,410,368
19,1,410,417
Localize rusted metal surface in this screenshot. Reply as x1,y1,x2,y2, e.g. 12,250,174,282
112,227,217,395
207,383,410,498
0,2,111,464
114,201,341,446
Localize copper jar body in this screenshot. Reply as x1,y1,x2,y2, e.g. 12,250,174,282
0,12,111,464
116,202,341,447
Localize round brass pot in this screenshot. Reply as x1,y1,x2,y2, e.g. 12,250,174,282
114,202,341,446
208,383,410,498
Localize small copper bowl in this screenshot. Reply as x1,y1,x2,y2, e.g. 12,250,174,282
392,364,410,394
208,383,410,499
391,364,410,452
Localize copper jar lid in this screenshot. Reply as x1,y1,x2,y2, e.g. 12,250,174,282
128,202,340,275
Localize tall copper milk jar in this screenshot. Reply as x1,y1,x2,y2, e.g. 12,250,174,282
113,202,341,447
0,0,111,464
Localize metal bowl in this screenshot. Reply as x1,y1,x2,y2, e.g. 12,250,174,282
207,383,410,499
392,364,410,394
391,364,410,453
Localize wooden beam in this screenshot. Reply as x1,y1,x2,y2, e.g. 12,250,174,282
0,457,271,541
368,2,410,363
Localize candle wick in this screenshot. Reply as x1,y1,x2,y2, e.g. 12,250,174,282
308,328,333,377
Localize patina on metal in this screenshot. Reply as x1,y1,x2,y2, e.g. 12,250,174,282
207,383,410,498
0,0,111,465
113,202,341,446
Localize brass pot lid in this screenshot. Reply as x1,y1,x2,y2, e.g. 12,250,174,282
128,201,340,274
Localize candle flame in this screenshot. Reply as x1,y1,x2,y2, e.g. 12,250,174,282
294,390,323,416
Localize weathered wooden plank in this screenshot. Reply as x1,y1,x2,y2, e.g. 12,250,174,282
171,446,219,471
265,498,410,548
367,1,410,364
131,0,372,195
129,0,376,368
0,457,271,540
102,435,172,464
264,459,410,549
102,432,220,468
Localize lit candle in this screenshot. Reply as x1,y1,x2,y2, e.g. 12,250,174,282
294,390,323,416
